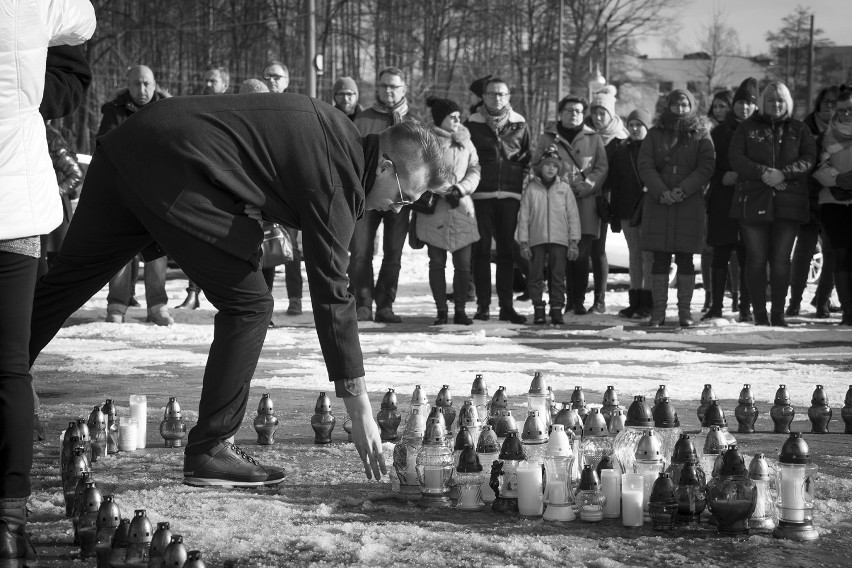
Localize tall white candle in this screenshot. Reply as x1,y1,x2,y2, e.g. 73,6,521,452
622,473,644,527
779,466,806,522
517,462,543,516
117,417,138,452
129,395,147,449
602,469,621,519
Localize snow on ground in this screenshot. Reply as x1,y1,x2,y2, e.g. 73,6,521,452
29,244,852,566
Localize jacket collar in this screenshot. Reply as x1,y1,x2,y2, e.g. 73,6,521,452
467,109,526,125
432,124,471,147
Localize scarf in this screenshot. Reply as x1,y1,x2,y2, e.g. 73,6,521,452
372,98,409,125
361,134,381,194
656,108,703,135
813,111,830,134
556,122,584,143
484,104,512,133
826,117,852,146
595,113,629,146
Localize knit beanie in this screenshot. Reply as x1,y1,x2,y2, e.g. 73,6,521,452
240,78,269,93
427,96,461,126
666,89,697,113
537,144,562,169
626,108,652,129
469,74,493,99
590,85,617,119
333,76,359,96
733,77,759,105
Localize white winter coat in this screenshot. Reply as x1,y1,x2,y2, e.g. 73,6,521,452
517,176,581,247
0,0,96,240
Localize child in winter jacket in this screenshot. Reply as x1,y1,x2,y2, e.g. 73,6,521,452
518,146,581,324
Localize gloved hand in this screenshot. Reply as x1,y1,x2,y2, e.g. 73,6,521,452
837,170,852,190
671,187,685,202
519,242,531,260
445,186,462,208
567,242,579,261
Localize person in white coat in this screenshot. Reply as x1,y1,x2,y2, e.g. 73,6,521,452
0,1,95,564
518,146,581,324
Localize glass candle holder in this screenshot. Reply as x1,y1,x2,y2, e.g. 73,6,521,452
517,460,544,517
601,468,621,519
117,417,138,452
470,374,489,421
577,465,606,522
773,433,819,541
621,473,644,527
128,395,147,449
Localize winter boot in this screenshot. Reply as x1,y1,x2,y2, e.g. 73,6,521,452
174,288,200,310
473,305,490,321
433,309,449,326
770,310,789,327
286,297,302,315
550,308,564,325
588,292,606,314
635,290,653,319
453,310,472,326
677,273,696,327
146,304,174,326
104,303,125,324
0,498,38,567
618,290,639,318
647,275,669,327
533,304,546,325
701,267,727,321
833,271,852,326
499,306,527,324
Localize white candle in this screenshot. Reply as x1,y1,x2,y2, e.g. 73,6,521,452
423,467,445,493
517,463,543,516
129,395,147,449
602,469,621,519
117,417,138,452
622,473,644,527
779,466,806,522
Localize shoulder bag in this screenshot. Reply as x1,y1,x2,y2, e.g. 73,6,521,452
261,222,294,268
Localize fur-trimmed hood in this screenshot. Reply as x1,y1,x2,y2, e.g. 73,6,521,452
467,109,526,125
431,123,471,147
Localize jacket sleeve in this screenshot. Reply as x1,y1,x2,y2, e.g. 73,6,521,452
96,103,122,137
637,132,668,198
517,189,531,243
40,45,92,120
678,132,716,197
565,182,581,242
585,135,609,191
728,122,769,181
781,125,817,180
46,0,96,47
455,141,481,196
515,125,532,170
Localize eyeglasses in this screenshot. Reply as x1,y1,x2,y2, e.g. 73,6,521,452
263,74,287,81
836,108,852,117
336,91,357,97
485,92,510,98
563,108,584,114
378,83,404,91
383,153,413,207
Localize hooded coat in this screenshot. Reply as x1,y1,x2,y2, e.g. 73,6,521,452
706,113,744,246
415,125,481,252
637,91,716,253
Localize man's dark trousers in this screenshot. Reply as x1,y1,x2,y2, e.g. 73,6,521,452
29,152,272,456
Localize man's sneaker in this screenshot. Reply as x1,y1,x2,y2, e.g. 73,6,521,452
286,298,302,315
375,307,402,323
183,442,286,487
146,304,174,326
356,306,372,322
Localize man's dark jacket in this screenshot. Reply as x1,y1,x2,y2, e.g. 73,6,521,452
98,93,367,380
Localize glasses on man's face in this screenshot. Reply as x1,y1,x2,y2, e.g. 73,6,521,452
383,153,413,207
336,91,358,98
485,92,509,99
379,83,404,91
264,74,287,82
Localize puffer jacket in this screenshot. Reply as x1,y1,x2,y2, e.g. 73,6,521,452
416,125,481,252
728,113,817,224
534,124,608,236
706,114,743,246
0,0,96,241
638,117,715,253
466,110,531,199
607,138,644,220
517,177,581,247
96,88,170,137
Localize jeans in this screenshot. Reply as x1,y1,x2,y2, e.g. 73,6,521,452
106,255,168,311
348,208,410,311
591,221,609,297
0,251,37,498
652,252,694,275
740,220,799,313
622,220,653,290
427,244,471,312
472,198,520,309
528,244,567,308
789,222,835,306
712,243,749,309
29,152,273,456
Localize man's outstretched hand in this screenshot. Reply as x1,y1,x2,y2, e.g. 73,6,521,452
343,394,387,481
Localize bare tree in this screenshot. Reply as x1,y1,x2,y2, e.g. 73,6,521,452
766,5,833,101
695,3,740,101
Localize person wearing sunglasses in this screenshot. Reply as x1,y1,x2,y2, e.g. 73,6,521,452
27,92,451,490
349,67,421,323
261,60,290,93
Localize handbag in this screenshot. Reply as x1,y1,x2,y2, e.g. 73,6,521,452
261,222,294,268
410,192,438,215
596,195,612,223
737,183,775,224
408,212,425,249
628,192,645,227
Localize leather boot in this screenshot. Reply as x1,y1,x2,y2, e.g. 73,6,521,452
0,498,38,567
473,305,490,321
701,267,727,320
550,307,564,325
618,290,638,318
453,309,472,325
635,290,652,318
174,288,200,309
433,309,448,325
677,273,695,327
533,304,546,324
588,292,606,314
834,271,852,326
647,275,669,327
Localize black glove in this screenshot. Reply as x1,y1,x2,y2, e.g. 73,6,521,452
445,186,462,209
837,171,852,191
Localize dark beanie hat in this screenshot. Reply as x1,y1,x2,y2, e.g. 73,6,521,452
427,96,461,126
469,75,493,99
733,77,759,105
332,76,359,95
626,108,652,129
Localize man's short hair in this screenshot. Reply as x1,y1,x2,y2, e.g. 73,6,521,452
263,60,289,74
484,77,509,92
558,94,589,113
381,121,451,195
205,64,229,84
378,67,406,83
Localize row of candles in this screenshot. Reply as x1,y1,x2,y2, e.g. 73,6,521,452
59,398,207,567
376,374,827,541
